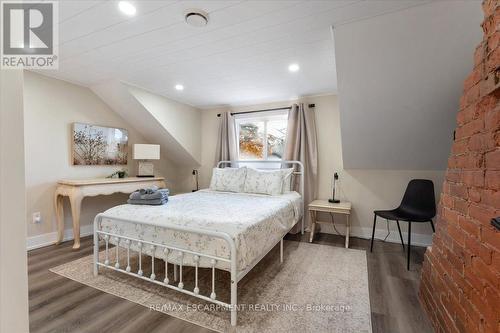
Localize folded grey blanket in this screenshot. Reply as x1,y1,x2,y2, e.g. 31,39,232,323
139,185,159,194
129,188,169,200
127,197,168,205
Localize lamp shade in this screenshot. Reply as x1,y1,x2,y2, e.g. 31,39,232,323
133,144,160,160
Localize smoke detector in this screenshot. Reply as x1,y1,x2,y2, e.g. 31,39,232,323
185,10,209,27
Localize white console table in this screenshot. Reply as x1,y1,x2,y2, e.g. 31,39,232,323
54,177,166,249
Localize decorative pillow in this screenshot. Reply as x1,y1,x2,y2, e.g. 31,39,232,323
281,168,294,193
244,168,288,196
209,167,247,192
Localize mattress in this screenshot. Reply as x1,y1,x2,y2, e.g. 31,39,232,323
100,189,302,272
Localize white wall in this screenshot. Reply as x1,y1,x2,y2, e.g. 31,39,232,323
23,71,182,245
200,94,444,245
334,0,483,170
0,70,29,332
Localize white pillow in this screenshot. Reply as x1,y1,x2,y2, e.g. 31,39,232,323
209,167,247,192
244,168,289,196
281,168,294,193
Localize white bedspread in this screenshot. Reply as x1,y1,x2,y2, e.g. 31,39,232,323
100,189,302,272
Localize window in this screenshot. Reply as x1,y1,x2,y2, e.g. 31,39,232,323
235,111,288,161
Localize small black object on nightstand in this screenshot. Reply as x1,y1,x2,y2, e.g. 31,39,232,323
328,172,340,203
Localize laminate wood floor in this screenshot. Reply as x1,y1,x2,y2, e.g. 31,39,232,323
29,233,433,333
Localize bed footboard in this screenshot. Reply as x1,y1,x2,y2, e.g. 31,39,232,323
93,214,239,326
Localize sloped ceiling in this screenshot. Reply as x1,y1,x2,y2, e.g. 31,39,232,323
91,81,201,166
334,1,483,170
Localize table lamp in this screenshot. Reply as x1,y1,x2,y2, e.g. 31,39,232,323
133,144,160,177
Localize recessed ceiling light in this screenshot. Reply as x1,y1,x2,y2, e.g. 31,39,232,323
185,10,209,27
118,1,136,16
175,84,184,91
288,63,300,72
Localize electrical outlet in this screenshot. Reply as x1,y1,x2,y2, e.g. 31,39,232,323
32,212,41,224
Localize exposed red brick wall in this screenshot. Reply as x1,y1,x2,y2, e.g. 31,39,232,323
419,1,500,332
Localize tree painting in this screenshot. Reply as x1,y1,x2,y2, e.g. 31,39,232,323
72,123,128,165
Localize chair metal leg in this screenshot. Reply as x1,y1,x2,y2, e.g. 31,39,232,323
396,220,405,251
407,222,411,271
429,220,435,233
370,214,377,252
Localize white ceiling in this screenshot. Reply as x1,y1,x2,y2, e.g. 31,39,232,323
36,0,433,108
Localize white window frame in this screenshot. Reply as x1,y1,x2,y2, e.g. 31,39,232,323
234,110,288,161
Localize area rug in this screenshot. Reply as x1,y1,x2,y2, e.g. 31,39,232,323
50,241,372,333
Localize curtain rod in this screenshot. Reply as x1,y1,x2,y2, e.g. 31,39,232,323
217,104,315,117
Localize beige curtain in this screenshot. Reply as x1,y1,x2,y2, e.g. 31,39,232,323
284,103,318,232
215,111,237,166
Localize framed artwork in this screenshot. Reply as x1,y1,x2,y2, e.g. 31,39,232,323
72,123,128,165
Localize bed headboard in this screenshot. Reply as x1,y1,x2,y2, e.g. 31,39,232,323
216,160,305,234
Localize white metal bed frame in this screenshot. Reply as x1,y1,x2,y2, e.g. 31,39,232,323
93,160,304,326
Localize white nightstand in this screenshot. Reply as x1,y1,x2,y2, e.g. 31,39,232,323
308,200,352,248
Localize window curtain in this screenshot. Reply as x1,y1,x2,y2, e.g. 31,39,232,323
284,103,318,233
214,111,238,166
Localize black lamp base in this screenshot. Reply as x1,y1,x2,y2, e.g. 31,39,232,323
328,199,340,203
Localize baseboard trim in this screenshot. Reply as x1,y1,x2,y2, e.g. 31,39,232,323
27,224,94,251
316,223,433,247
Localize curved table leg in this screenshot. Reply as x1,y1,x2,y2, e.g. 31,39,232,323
54,192,64,244
69,192,83,250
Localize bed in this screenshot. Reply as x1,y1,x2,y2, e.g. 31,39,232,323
93,160,304,326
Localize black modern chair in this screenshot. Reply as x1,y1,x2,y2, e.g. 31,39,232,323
370,179,436,270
